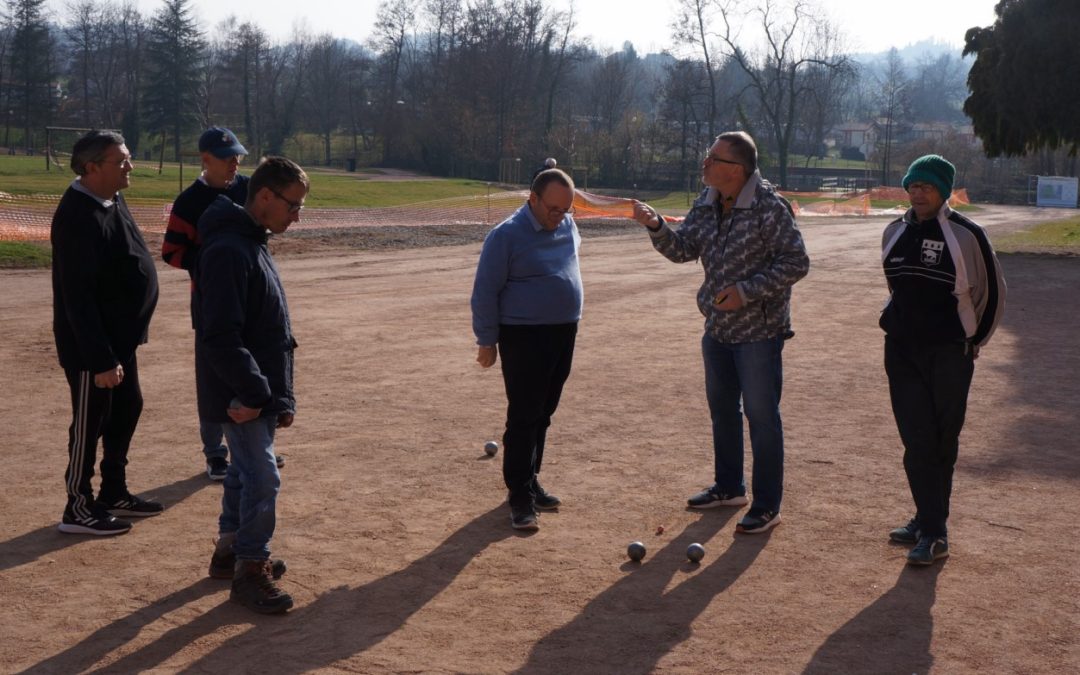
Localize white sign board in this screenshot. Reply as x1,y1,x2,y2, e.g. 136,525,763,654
1035,176,1079,208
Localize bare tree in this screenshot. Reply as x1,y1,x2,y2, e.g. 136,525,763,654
235,21,267,155
304,34,350,165
116,0,144,151
714,0,851,187
195,15,237,128
661,57,710,169
874,47,909,185
672,0,723,139
372,0,416,163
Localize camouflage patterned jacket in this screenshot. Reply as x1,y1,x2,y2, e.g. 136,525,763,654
648,171,810,343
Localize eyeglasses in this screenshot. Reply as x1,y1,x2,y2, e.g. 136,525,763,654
94,156,133,168
541,199,575,217
906,182,939,195
705,154,742,167
269,187,304,214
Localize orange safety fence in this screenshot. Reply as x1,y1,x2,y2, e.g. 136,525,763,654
0,188,666,242
0,186,972,242
784,187,970,217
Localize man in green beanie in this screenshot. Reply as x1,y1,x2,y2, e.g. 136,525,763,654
880,154,1006,565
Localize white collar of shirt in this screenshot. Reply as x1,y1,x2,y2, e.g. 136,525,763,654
71,177,115,208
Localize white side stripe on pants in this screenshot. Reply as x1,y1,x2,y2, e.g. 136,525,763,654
67,371,94,521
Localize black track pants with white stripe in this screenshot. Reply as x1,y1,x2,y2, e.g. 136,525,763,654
63,355,143,519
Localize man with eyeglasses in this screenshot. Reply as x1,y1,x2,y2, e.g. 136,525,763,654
471,167,583,531
193,156,307,613
51,130,162,535
631,131,809,534
162,127,284,480
881,154,1005,565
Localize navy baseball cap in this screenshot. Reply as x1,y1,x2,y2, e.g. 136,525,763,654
198,127,248,159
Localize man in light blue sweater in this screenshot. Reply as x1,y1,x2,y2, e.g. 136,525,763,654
471,168,583,531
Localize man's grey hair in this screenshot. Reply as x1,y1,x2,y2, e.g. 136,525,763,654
70,130,126,176
716,131,757,175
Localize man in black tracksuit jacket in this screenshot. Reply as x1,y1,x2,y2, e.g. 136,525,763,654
51,130,162,536
881,154,1006,566
194,156,307,615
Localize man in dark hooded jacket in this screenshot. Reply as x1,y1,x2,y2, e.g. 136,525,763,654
194,156,308,614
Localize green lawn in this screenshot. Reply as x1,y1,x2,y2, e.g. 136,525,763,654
0,155,494,207
0,241,51,268
994,215,1080,254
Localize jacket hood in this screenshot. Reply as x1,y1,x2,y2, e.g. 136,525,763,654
198,194,267,243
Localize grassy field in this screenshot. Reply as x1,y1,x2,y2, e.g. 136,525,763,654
0,155,494,207
994,215,1080,254
0,241,50,268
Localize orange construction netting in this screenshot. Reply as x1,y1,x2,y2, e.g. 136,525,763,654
0,186,972,242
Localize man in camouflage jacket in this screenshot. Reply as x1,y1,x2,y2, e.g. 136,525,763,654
633,131,809,534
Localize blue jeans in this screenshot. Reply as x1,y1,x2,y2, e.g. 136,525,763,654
200,419,228,460
219,416,280,561
702,333,785,512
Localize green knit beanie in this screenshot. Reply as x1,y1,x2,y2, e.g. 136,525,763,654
902,154,955,201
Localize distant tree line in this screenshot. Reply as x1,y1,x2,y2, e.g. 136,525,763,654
1,0,1073,193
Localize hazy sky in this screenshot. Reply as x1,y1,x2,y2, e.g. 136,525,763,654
100,0,999,55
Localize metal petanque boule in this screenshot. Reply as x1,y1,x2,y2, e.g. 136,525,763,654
484,440,499,456
687,543,705,563
627,541,646,562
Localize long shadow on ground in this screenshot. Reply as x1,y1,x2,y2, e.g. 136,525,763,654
975,254,1080,479
802,562,944,674
18,578,222,674
0,473,209,572
515,510,770,674
78,505,513,673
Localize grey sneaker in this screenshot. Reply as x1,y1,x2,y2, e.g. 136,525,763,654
58,508,132,536
907,536,949,565
96,493,164,517
736,509,781,534
889,518,921,544
687,487,749,509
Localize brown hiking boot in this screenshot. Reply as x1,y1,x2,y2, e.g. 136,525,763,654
210,549,287,580
230,560,294,614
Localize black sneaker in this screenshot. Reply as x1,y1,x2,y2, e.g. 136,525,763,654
207,457,229,481
96,493,164,518
907,536,949,565
275,454,285,469
58,508,132,536
533,480,561,511
889,518,921,545
511,509,539,531
209,549,287,580
687,487,749,509
231,560,294,614
736,509,781,534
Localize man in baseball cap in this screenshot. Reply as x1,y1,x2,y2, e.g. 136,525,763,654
163,126,285,482
198,126,248,159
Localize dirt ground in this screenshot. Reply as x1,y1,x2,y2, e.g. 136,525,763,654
0,205,1078,674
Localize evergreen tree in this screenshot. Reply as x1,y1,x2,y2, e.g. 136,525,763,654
964,0,1080,157
6,0,54,148
144,0,205,161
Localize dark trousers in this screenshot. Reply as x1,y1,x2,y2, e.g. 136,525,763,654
498,323,577,512
63,354,143,519
885,337,974,539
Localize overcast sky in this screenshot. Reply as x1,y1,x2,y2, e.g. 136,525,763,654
94,0,999,55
